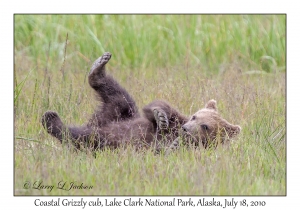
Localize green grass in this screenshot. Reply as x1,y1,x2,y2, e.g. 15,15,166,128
14,14,286,195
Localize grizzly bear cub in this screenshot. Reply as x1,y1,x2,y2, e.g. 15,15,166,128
42,52,241,153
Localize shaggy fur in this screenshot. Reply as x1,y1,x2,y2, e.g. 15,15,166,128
42,52,241,152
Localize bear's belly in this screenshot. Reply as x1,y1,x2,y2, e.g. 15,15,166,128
98,118,156,149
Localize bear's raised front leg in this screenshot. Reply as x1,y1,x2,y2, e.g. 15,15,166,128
153,108,169,130
143,100,188,130
151,108,171,154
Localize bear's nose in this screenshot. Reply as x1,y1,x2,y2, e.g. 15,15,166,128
182,125,188,132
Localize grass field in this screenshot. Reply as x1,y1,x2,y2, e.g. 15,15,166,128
14,14,286,195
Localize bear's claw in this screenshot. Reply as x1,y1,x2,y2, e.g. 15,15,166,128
90,52,112,74
165,137,180,156
153,108,169,130
41,111,62,133
99,52,112,64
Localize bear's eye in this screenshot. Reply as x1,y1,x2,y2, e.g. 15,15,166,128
191,116,196,121
201,124,209,131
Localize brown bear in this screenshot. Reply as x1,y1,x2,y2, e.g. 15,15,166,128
42,52,241,154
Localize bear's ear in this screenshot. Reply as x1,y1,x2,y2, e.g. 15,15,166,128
224,123,241,138
205,99,217,111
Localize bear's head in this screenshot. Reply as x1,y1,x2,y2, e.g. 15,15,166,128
181,99,241,148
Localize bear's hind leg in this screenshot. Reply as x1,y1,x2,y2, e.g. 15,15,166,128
42,111,96,149
88,52,139,126
88,52,112,87
42,111,66,142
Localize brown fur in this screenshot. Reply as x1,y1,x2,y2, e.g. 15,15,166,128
181,99,241,148
42,52,241,152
